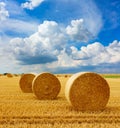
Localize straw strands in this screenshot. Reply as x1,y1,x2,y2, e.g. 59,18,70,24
32,72,61,100
65,72,110,111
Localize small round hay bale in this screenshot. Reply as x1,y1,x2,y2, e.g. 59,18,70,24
65,74,68,78
19,73,36,93
32,72,61,100
65,72,110,111
7,73,13,77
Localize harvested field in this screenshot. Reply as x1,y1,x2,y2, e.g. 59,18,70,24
0,74,120,127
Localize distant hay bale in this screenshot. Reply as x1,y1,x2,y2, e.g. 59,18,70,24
65,72,110,111
65,75,68,78
32,72,61,100
6,73,13,77
19,73,36,93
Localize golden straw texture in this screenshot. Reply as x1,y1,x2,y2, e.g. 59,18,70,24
19,73,35,93
32,72,61,100
65,72,110,111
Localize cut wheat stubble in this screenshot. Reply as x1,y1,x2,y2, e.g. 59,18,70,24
32,72,61,100
19,73,36,93
65,72,110,111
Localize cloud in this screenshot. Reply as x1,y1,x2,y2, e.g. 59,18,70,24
0,1,38,37
0,2,9,21
66,19,93,42
56,0,103,36
1,0,119,74
8,21,67,64
37,21,67,50
22,0,103,36
107,40,120,63
7,19,94,65
4,19,120,69
0,19,38,36
21,0,44,10
46,40,120,74
70,40,120,65
50,63,120,74
79,0,103,36
5,0,26,17
1,0,103,39
1,35,120,73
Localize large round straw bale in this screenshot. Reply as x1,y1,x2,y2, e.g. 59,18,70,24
32,72,61,100
7,73,13,77
19,73,36,93
65,72,110,111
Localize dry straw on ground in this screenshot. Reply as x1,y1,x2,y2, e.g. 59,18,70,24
19,73,36,93
0,74,120,127
65,72,110,111
32,72,61,100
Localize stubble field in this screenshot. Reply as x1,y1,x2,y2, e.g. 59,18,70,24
0,74,120,128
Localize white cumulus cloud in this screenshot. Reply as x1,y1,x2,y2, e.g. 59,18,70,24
107,40,120,63
8,20,67,64
45,40,120,73
70,41,120,65
66,19,93,42
4,19,120,68
21,0,44,10
7,19,98,65
1,13,119,73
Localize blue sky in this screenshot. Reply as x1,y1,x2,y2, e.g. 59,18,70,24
0,0,120,74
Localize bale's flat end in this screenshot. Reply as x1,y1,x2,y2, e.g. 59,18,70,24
32,72,61,100
19,73,36,93
65,72,110,111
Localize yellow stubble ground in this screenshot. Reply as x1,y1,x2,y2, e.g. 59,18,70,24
0,74,120,128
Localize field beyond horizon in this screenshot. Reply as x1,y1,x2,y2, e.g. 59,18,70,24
0,74,120,128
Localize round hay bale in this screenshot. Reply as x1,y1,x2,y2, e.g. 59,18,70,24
65,72,110,111
7,73,13,77
32,72,61,100
65,74,68,78
19,73,36,93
